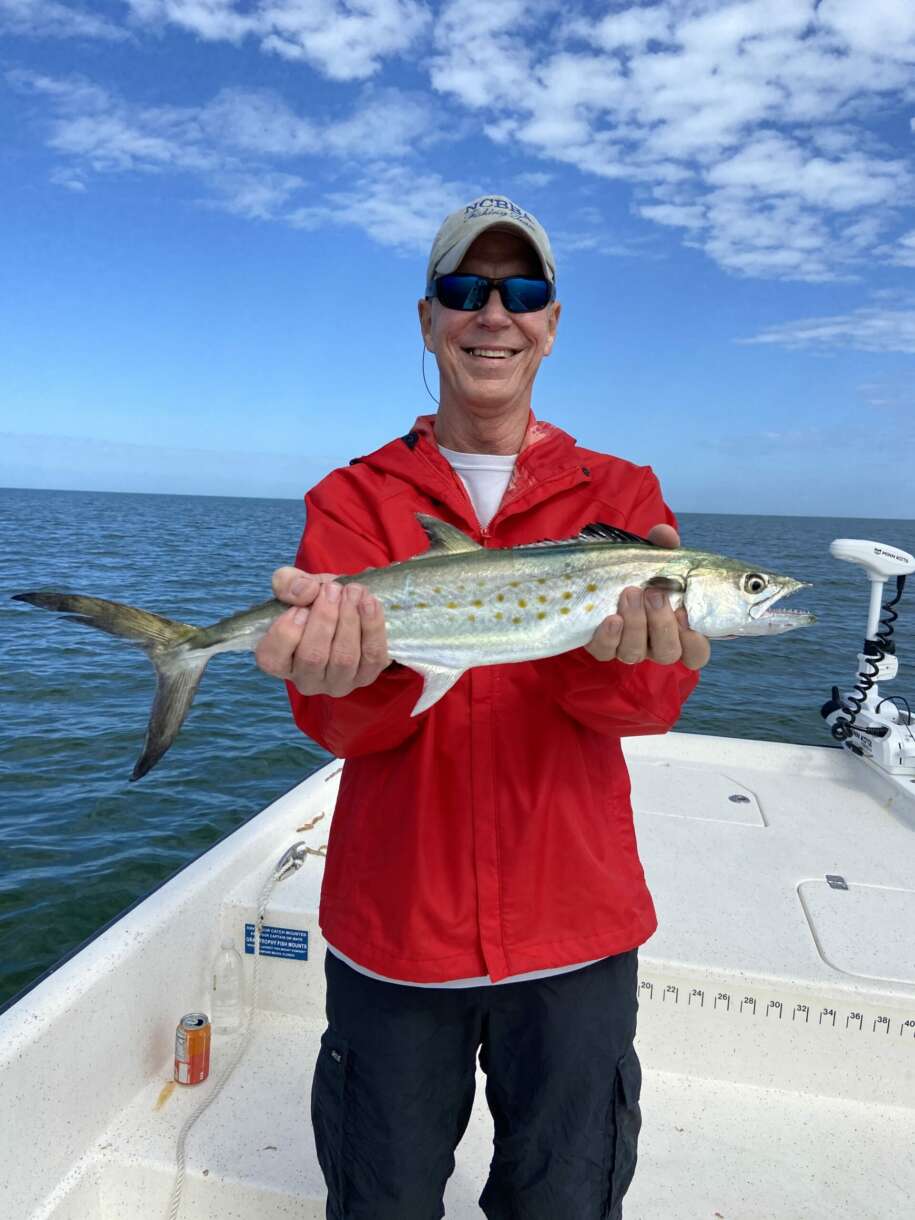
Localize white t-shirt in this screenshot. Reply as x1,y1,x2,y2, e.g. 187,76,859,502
437,444,517,528
325,443,603,987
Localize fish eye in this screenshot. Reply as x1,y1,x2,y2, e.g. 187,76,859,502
743,572,768,594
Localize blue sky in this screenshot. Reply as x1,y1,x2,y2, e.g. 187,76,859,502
2,0,914,516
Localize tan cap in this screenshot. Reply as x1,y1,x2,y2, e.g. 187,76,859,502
425,195,556,293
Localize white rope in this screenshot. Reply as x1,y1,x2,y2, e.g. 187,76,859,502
165,871,276,1220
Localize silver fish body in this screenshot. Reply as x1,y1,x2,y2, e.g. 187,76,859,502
13,516,814,777
350,519,812,710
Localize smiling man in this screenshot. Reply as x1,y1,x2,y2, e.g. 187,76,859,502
255,195,709,1219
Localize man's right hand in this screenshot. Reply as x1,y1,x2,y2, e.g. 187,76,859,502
255,567,391,697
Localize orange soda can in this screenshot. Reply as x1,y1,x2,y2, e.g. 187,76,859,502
174,1013,211,1085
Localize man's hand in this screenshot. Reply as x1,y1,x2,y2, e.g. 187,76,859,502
584,524,711,671
255,567,391,696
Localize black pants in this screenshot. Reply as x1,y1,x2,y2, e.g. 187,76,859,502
311,947,642,1220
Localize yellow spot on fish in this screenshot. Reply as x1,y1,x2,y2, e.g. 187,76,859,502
537,611,547,620
472,599,483,608
585,603,595,613
416,602,428,609
560,606,571,615
510,581,520,588
587,583,598,593
512,615,522,624
537,595,547,604
496,594,504,603
433,586,442,594
537,579,546,585
391,603,402,611
518,598,527,608
495,611,503,621
562,591,572,600
468,613,476,622
447,601,458,609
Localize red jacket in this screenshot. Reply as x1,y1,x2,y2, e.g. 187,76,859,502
287,415,699,982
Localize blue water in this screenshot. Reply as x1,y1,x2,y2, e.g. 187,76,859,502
2,487,913,1008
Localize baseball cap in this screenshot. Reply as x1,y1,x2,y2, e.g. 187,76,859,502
425,195,556,294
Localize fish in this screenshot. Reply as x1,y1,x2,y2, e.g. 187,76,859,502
12,516,814,780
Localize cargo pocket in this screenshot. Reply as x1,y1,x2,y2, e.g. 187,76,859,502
310,1029,350,1217
603,1043,643,1218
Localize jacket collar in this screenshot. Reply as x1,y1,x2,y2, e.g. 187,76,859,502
357,411,592,534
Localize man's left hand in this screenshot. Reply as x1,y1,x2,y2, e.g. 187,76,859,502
585,524,711,671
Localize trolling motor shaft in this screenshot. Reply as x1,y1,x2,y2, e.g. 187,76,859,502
822,539,915,787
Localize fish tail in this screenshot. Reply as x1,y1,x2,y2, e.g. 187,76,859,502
12,591,208,781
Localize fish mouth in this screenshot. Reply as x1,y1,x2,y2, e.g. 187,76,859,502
749,582,815,628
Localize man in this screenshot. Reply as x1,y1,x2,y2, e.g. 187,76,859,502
256,195,710,1219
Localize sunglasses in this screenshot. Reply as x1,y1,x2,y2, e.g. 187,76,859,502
429,274,554,314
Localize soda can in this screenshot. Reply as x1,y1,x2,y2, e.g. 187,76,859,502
174,1012,211,1085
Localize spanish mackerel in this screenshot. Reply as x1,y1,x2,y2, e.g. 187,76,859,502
13,516,814,779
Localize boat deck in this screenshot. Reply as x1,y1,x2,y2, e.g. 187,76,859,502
5,732,915,1219
63,1011,914,1220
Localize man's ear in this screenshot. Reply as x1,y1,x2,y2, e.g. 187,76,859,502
543,300,561,356
418,298,434,351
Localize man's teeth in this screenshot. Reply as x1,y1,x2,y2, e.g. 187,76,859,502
468,348,514,358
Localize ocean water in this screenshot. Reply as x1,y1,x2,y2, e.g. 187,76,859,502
1,486,913,1009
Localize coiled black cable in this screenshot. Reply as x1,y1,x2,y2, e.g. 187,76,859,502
830,575,906,742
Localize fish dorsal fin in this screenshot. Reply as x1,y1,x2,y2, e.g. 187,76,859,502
513,522,656,551
578,522,654,545
414,514,482,557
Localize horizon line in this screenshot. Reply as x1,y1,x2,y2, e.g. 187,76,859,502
2,486,913,523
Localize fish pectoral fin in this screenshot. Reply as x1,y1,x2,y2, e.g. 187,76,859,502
409,663,465,715
413,515,482,557
643,575,686,593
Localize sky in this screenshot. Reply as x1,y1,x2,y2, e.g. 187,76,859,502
2,0,915,517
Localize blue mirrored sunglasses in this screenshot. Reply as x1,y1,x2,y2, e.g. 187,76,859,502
429,273,554,314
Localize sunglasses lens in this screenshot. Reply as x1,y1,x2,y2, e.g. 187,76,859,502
433,275,552,313
501,277,552,313
435,275,490,311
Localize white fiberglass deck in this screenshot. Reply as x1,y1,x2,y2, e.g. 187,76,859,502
4,732,915,1219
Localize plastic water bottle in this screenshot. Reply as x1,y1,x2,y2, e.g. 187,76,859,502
212,938,244,1034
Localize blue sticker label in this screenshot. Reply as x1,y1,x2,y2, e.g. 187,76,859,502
244,923,308,961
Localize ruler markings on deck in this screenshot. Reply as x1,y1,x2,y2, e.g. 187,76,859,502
639,977,915,1039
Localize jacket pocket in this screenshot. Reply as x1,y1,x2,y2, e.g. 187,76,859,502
310,1029,350,1213
604,1043,643,1217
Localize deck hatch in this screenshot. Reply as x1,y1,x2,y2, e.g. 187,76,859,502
798,880,915,986
629,762,764,825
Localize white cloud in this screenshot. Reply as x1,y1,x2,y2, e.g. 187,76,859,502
9,69,453,242
818,0,915,59
8,1,915,280
429,0,915,280
513,170,554,190
0,0,129,40
124,0,429,80
885,229,915,268
48,165,87,191
287,164,472,253
203,169,307,220
705,133,908,212
741,301,915,354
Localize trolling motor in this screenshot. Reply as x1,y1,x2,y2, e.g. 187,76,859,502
821,539,915,794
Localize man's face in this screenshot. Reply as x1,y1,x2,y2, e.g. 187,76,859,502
418,229,560,420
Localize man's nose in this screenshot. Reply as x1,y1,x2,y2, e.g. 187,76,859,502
476,286,512,327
